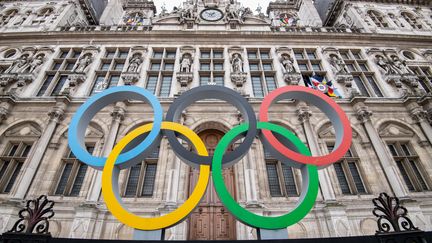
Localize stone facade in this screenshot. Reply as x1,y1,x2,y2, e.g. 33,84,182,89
0,0,431,240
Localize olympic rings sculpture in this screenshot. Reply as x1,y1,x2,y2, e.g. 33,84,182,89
68,85,352,231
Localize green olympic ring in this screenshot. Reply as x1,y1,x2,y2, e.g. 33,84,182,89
212,122,319,229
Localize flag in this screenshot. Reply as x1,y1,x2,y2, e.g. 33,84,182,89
304,75,342,98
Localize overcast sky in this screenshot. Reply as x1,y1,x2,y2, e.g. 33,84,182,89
154,0,273,13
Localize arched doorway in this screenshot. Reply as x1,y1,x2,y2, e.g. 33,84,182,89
188,129,237,240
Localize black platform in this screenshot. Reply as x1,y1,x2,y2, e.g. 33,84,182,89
1,231,431,243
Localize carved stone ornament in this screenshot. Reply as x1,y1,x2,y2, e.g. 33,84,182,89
8,195,55,235
373,193,422,235
0,105,9,124
65,73,86,95
283,73,302,85
335,74,359,98
356,105,373,123
231,72,247,94
121,73,140,85
176,72,193,93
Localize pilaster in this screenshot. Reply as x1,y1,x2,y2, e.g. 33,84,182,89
12,96,68,200
352,98,408,199
296,102,336,202
86,102,126,202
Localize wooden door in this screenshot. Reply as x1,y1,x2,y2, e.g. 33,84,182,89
188,130,237,240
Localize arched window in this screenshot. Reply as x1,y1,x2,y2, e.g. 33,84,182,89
0,122,40,194
401,12,423,30
0,9,18,26
367,10,388,28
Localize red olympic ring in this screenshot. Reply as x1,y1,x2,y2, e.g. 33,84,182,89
259,86,352,168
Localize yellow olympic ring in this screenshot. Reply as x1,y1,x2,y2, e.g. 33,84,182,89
102,122,210,230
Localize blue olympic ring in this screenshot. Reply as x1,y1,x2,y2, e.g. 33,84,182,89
68,86,163,169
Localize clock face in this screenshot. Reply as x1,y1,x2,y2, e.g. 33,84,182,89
200,8,224,22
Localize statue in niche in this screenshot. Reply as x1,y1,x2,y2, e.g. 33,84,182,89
329,54,348,74
281,54,296,73
231,53,243,73
391,55,414,75
27,53,45,73
5,54,30,73
180,54,192,73
376,55,397,75
126,53,143,73
72,53,92,73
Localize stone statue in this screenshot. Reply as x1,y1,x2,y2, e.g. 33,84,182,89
376,55,397,75
28,54,45,73
391,56,414,75
281,54,296,73
160,5,168,17
329,54,348,74
226,4,239,20
5,54,30,73
180,54,192,73
72,53,92,73
240,7,253,21
126,53,143,73
231,53,243,73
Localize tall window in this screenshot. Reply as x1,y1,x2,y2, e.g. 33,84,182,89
387,142,429,192
328,145,367,195
37,48,83,96
0,9,18,26
247,49,276,97
295,48,326,87
409,66,432,93
401,12,423,30
340,49,383,97
0,142,32,194
124,149,159,198
54,146,94,196
199,49,225,86
367,10,388,28
146,48,175,97
90,48,128,95
264,147,299,197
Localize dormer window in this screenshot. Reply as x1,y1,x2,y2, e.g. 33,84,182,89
0,9,18,26
367,10,388,28
401,12,423,30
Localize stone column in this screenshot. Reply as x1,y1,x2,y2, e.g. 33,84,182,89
354,103,408,198
13,97,67,200
297,104,336,202
86,103,125,202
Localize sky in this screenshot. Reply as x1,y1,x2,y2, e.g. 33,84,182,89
153,0,273,14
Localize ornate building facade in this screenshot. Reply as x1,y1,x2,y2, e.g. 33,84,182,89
0,0,431,240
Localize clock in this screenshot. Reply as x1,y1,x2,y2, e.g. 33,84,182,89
200,8,224,22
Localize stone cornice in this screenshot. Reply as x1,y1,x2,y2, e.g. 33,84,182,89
0,28,431,48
